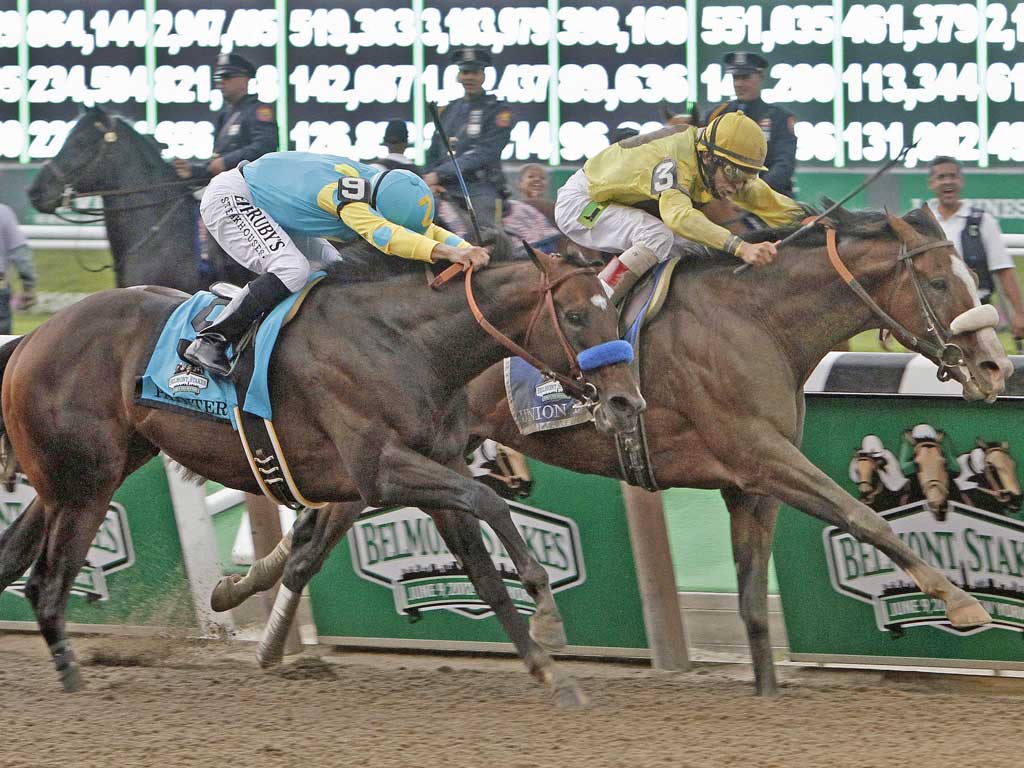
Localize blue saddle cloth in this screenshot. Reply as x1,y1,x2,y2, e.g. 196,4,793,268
137,279,317,428
505,259,671,435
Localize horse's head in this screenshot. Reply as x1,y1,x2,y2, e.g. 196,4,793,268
522,244,645,436
28,105,171,213
851,451,884,500
904,427,951,517
881,207,1012,402
978,439,1022,511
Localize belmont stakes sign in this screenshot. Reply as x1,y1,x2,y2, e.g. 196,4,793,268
0,474,135,601
824,501,1024,637
348,502,586,619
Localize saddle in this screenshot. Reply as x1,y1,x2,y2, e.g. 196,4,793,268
137,276,326,510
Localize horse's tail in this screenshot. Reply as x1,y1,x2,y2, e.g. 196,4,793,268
0,336,24,490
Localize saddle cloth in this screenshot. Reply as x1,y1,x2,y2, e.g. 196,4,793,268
136,274,323,427
504,257,680,435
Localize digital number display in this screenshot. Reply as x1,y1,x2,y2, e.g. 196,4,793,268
1,1,1022,167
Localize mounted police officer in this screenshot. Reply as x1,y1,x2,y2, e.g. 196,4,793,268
927,156,1024,340
706,52,797,197
173,53,279,182
182,152,490,375
423,46,513,231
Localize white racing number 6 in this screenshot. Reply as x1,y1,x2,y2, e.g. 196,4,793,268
650,158,677,195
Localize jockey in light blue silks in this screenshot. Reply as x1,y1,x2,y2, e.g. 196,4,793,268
183,151,490,375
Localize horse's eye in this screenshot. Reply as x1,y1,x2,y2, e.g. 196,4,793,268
564,311,585,326
929,278,948,292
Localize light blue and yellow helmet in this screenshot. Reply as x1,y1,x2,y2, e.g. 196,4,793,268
370,169,435,234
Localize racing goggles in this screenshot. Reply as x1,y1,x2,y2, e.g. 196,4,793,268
719,161,758,185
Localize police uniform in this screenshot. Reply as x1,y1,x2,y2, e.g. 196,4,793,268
425,47,513,229
186,53,279,181
706,52,797,197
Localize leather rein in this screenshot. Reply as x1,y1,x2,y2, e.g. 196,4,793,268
821,221,966,382
431,262,598,403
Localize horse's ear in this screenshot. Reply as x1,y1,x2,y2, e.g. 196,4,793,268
903,429,912,443
886,209,918,243
1001,441,1009,450
522,240,550,275
976,437,987,449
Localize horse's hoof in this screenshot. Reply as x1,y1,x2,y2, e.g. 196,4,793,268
256,642,284,669
948,597,992,628
59,662,82,693
552,676,590,709
529,614,568,652
210,574,244,612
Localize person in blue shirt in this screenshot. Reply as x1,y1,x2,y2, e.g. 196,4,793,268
182,151,490,375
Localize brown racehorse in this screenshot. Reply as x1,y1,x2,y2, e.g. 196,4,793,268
0,250,644,699
220,205,1013,696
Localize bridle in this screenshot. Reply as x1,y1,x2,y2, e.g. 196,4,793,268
41,117,195,221
431,261,621,404
821,220,981,383
39,115,199,272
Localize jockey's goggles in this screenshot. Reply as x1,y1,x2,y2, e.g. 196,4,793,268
720,162,758,185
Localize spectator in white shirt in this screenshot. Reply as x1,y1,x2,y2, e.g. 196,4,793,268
0,204,37,334
927,156,1024,341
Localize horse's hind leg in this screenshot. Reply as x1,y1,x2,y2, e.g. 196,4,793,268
0,498,45,591
430,509,588,708
256,502,362,668
23,499,112,692
721,488,779,696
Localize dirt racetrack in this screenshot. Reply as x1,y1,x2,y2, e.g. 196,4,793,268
2,632,1023,768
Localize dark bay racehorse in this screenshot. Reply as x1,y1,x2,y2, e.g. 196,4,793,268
222,205,1013,695
0,251,643,700
27,105,247,292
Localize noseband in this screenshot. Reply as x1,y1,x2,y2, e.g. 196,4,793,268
822,222,987,383
431,262,626,404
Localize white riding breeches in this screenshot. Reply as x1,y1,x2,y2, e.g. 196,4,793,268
554,169,691,262
200,168,337,292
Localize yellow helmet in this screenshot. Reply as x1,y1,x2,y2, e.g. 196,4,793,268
696,112,768,172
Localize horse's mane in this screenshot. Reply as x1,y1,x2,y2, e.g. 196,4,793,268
323,232,594,285
737,203,944,252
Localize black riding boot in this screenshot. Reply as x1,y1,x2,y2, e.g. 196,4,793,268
183,272,292,376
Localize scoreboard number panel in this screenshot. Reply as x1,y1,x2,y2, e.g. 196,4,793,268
3,1,1022,166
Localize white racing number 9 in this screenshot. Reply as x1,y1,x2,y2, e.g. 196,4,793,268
650,158,677,195
338,175,370,202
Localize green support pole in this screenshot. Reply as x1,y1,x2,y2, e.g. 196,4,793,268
547,0,560,165
145,0,157,132
18,0,29,163
413,0,425,166
832,0,845,168
276,0,289,151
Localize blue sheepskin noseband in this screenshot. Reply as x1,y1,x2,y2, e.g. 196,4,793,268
576,340,634,372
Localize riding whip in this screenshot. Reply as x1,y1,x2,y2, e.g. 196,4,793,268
734,140,920,274
427,101,483,244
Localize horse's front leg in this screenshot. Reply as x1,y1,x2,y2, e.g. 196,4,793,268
0,497,46,592
358,444,579,703
745,436,990,628
720,488,779,696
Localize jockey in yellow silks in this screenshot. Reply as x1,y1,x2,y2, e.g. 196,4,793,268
554,112,805,301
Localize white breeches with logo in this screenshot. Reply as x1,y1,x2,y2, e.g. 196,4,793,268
200,168,331,292
554,169,690,262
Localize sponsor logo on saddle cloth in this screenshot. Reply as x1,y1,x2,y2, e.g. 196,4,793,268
827,426,1024,637
0,475,133,602
168,362,209,396
349,501,585,619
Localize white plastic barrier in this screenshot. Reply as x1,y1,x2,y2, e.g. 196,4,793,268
23,224,108,251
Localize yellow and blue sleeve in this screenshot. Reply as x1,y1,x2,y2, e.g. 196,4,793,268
339,204,469,262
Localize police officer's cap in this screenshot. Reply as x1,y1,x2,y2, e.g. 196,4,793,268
723,51,768,75
383,120,409,144
214,52,257,80
451,47,492,71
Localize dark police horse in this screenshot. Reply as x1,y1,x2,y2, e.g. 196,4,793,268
0,249,644,703
221,206,1013,697
28,105,249,292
